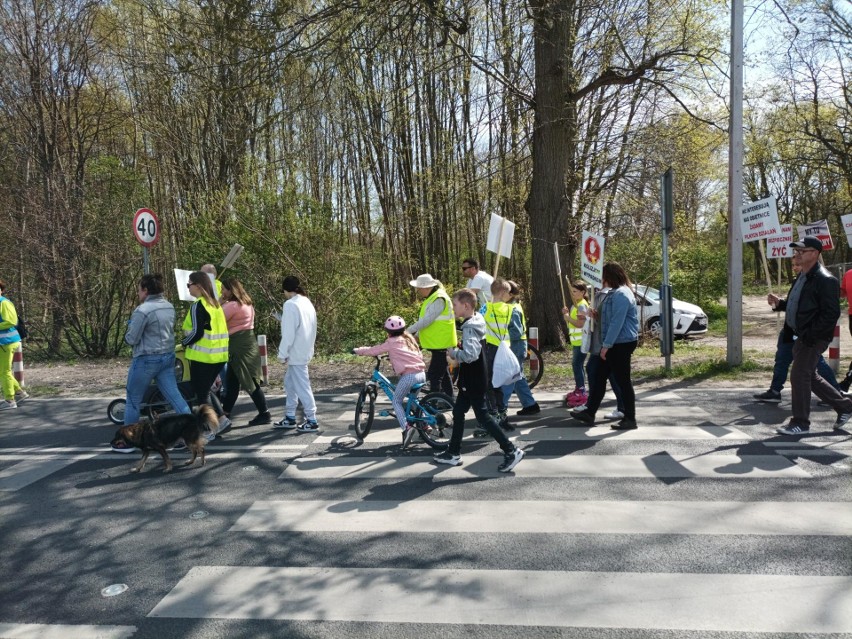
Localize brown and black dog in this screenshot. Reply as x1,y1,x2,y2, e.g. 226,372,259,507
111,404,219,473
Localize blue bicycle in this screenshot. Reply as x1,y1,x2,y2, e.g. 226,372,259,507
354,356,455,449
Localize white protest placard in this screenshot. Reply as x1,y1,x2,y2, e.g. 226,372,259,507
765,224,793,260
580,231,605,288
740,197,781,243
174,269,218,303
841,214,852,248
486,213,515,258
797,219,834,251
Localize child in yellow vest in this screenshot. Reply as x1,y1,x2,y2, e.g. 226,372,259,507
562,280,589,407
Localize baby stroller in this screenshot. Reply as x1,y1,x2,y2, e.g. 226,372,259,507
107,349,223,424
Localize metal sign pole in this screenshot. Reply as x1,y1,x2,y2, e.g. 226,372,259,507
660,168,674,370
143,247,150,275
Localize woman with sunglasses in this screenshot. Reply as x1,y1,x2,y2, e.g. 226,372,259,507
182,272,231,434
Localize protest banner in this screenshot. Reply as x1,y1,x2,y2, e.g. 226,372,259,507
841,214,852,248
740,197,781,243
486,213,515,278
797,219,834,251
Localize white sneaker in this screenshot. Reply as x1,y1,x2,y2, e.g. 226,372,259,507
606,409,625,420
0,400,17,411
14,390,29,402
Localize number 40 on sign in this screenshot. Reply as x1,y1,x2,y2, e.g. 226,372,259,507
132,208,160,248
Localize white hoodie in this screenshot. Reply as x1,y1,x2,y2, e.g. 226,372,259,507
277,294,317,365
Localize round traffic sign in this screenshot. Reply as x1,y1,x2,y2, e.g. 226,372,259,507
132,208,160,248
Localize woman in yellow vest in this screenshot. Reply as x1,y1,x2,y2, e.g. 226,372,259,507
182,271,231,433
406,274,457,396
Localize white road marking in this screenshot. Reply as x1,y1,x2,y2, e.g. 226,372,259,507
231,499,852,536
0,623,137,639
0,456,98,491
148,566,852,633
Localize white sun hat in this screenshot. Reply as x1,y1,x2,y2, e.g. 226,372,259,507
409,273,441,288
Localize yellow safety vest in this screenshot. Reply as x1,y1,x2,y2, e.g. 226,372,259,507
568,300,588,346
484,301,512,346
182,298,229,364
418,288,457,349
512,302,528,341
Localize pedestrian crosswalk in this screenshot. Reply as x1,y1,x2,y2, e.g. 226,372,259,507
2,391,851,636
139,388,852,635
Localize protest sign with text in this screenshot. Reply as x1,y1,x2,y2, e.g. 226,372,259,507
740,197,781,243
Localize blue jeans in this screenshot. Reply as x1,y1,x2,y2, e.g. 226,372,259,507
571,346,587,389
770,330,840,392
586,354,624,412
125,352,191,424
502,342,536,408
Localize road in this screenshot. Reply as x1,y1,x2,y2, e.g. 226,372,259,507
0,387,850,639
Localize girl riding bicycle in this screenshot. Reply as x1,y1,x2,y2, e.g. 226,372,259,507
354,316,426,447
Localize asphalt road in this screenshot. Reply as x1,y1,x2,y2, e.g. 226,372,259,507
0,387,850,639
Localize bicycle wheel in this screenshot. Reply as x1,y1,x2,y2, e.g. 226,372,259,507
107,399,126,425
353,386,376,440
415,391,455,450
524,344,544,389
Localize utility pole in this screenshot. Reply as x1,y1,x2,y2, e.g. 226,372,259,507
727,0,744,366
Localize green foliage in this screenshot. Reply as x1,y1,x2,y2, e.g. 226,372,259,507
605,230,728,308
172,189,423,354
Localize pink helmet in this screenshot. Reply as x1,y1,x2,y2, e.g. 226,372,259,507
384,315,406,331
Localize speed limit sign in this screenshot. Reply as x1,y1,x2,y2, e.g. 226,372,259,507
132,208,160,248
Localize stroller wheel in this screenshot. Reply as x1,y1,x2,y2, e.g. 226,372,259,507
107,399,126,425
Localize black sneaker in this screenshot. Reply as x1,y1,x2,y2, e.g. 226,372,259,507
570,409,595,424
517,404,541,416
776,423,809,435
402,424,417,448
834,411,852,430
296,419,319,433
611,418,637,430
248,411,272,426
472,427,489,437
497,447,525,472
753,390,782,403
498,411,514,431
433,451,462,466
273,417,297,429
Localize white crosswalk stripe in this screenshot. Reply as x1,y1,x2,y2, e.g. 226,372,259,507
231,499,852,535
149,566,852,632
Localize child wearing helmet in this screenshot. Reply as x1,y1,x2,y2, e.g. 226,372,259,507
354,316,427,447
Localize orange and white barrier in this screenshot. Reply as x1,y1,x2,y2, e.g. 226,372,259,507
528,327,539,375
829,319,841,373
12,343,24,386
257,334,268,386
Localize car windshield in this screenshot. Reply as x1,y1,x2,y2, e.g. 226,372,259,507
634,285,660,302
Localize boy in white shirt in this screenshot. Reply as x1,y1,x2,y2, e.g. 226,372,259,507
274,276,319,432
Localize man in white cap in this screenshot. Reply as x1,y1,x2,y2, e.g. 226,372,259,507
769,236,852,435
407,274,457,396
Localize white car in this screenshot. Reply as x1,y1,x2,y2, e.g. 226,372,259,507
632,285,708,338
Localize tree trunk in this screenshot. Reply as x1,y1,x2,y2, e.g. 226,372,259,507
525,0,573,346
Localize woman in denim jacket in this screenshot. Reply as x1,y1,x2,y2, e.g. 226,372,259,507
569,262,639,430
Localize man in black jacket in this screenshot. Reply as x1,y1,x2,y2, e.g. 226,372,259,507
769,236,852,435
